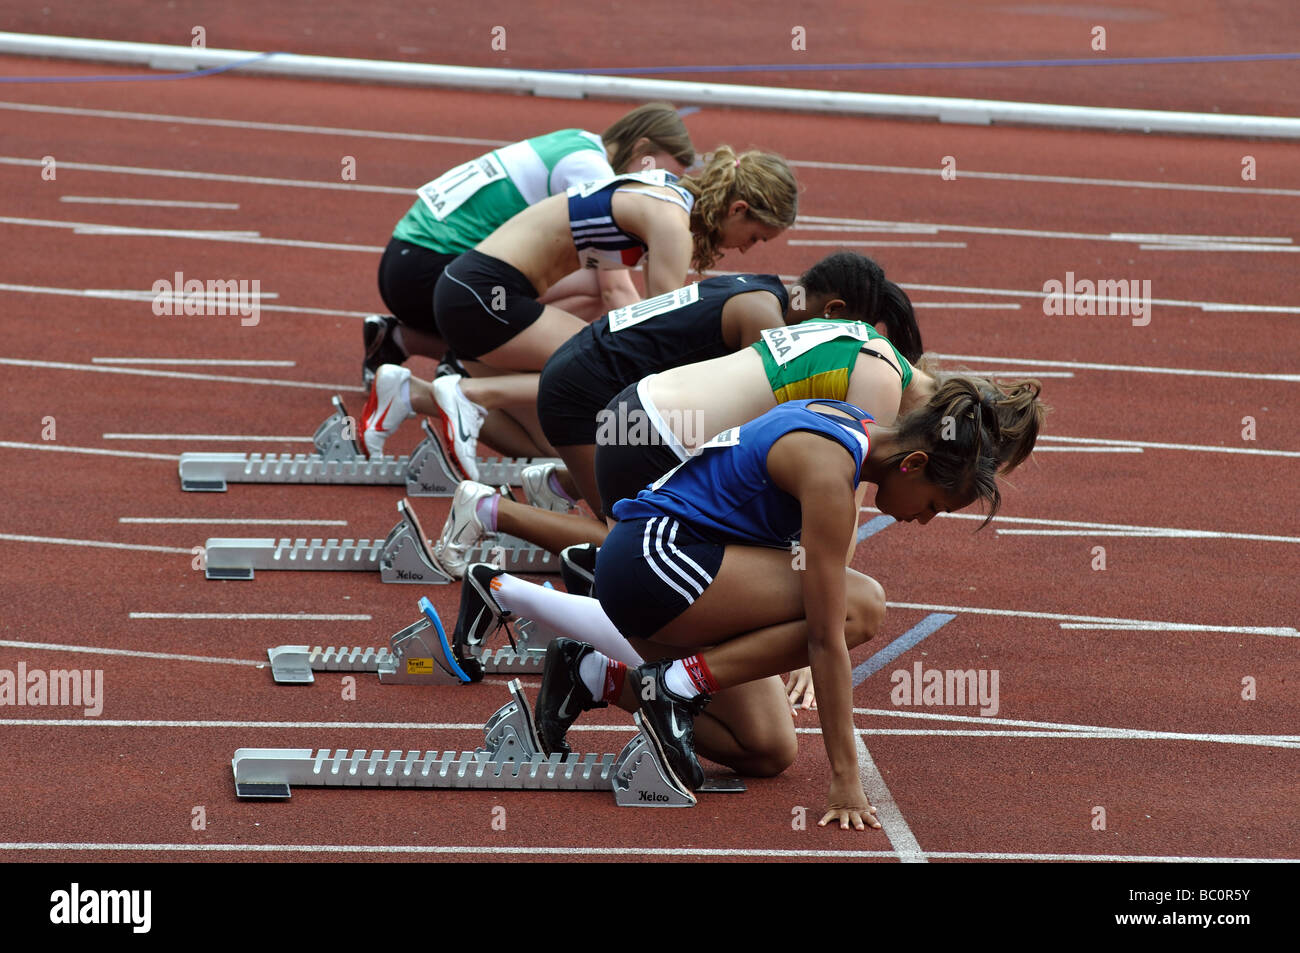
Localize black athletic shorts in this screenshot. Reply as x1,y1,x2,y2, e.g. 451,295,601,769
595,516,724,641
593,381,687,516
432,249,543,361
376,237,459,336
537,341,623,448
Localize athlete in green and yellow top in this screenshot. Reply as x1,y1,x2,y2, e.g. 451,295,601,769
757,318,915,404
366,103,695,382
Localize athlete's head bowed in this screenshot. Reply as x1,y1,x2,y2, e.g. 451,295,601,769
602,103,696,177
797,251,923,363
868,377,1010,527
678,146,798,271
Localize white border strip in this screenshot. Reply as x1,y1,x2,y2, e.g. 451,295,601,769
3,33,1299,139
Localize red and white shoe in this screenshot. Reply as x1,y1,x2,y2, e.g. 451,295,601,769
359,364,414,459
432,374,487,481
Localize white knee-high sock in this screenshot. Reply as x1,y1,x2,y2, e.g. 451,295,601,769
493,574,644,666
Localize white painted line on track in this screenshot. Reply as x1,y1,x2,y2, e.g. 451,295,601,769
853,707,1300,746
998,528,1300,542
60,196,240,209
885,600,1297,637
0,640,262,667
1139,242,1300,253
902,281,1300,315
120,517,347,526
0,534,189,554
1,282,369,319
852,729,1299,749
855,733,926,861
792,159,1300,199
1040,434,1300,458
934,352,1300,383
1030,446,1144,452
971,371,1074,377
788,239,967,248
93,358,294,366
1,214,382,253
912,302,1021,309
796,213,1294,249
0,843,1289,862
0,441,177,461
0,100,509,147
861,505,1300,544
104,433,312,442
0,358,356,392
82,289,278,301
129,613,371,621
0,155,409,194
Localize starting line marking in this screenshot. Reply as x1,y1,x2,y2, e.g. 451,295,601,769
93,358,295,366
60,196,240,209
128,612,371,621
0,533,189,554
119,517,348,526
104,433,313,441
856,734,925,861
0,357,355,391
0,843,1290,862
0,640,262,667
0,440,178,461
934,352,1300,383
1,282,368,319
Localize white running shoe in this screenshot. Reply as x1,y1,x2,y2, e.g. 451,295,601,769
521,463,576,512
432,374,487,482
360,364,414,459
433,480,497,579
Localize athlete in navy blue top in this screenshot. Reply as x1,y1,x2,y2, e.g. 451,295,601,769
528,378,1009,832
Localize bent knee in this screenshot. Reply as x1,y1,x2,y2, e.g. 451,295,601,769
732,736,798,778
845,574,887,648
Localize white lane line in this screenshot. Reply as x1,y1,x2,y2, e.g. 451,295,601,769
885,601,1297,638
93,358,295,366
934,351,1300,383
0,534,189,554
129,613,371,621
861,506,1300,544
853,708,1300,746
120,518,347,526
0,640,261,667
855,733,926,862
82,289,278,301
853,729,1299,749
3,102,1293,200
60,196,240,209
0,843,1288,862
796,214,1294,249
0,100,509,147
913,302,1021,309
901,280,1300,315
104,433,312,441
0,357,355,392
0,441,177,461
1,214,383,253
1041,434,1300,458
72,225,261,238
792,159,1300,199
1,282,370,318
788,239,967,248
1139,242,1300,253
999,528,1300,542
969,370,1074,377
0,155,409,194
1030,446,1144,453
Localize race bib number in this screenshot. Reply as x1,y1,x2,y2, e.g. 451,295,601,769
760,321,872,365
608,284,700,332
416,153,508,221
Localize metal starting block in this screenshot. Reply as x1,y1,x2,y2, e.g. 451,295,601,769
232,679,744,806
267,595,558,685
179,396,559,495
204,499,452,583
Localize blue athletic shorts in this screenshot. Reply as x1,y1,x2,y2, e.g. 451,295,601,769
595,516,724,641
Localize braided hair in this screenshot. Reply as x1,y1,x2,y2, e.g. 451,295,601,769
799,251,923,362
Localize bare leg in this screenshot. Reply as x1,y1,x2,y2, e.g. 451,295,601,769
497,498,607,552
554,444,603,515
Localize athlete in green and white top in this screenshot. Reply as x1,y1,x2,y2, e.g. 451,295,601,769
366,104,695,388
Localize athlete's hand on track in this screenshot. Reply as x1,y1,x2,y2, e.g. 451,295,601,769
819,775,881,831
784,668,817,715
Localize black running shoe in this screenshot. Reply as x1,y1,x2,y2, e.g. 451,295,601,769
363,314,406,387
634,658,710,791
559,543,598,598
451,563,511,682
535,638,607,756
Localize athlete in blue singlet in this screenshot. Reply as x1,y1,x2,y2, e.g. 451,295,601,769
529,378,1012,832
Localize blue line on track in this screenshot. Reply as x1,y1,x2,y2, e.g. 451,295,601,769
857,515,895,542
852,612,956,687
0,52,280,84
552,51,1300,76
